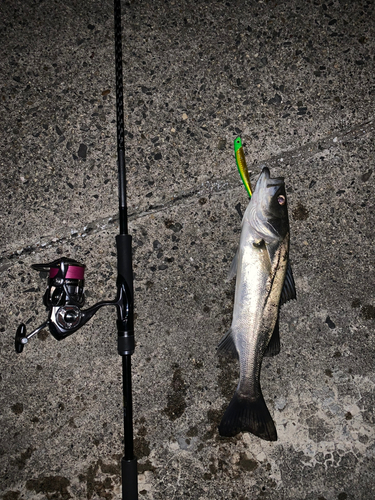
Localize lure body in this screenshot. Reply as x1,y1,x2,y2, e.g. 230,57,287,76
234,137,252,198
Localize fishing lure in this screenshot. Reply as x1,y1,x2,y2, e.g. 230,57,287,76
234,136,252,198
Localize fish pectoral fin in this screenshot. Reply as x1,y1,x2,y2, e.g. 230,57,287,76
280,261,297,305
264,315,280,357
217,328,239,359
218,391,277,441
227,249,239,281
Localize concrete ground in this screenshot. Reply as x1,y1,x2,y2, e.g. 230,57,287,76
1,0,374,499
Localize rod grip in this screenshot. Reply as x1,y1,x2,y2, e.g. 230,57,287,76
122,457,138,500
116,234,133,301
116,234,134,355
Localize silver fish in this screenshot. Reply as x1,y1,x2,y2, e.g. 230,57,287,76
218,167,296,441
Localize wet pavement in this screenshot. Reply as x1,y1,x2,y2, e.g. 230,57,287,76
1,0,374,499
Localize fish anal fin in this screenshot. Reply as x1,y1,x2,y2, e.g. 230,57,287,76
217,328,239,359
281,261,296,304
218,391,277,441
264,315,280,357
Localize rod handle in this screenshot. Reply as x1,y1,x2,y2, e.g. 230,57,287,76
116,234,133,301
122,457,138,500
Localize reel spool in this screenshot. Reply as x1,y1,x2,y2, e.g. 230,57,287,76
34,258,86,309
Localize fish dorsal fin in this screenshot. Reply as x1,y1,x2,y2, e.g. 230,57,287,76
227,248,239,281
280,262,296,304
217,328,239,359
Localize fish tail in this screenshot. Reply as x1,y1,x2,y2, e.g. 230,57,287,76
218,390,277,441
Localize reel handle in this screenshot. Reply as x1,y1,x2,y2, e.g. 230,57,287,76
15,320,49,354
15,324,27,353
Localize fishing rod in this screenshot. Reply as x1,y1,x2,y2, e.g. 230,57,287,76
14,0,138,498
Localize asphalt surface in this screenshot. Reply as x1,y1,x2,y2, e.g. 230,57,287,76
1,1,374,499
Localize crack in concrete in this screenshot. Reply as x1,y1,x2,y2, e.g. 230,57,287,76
1,117,373,265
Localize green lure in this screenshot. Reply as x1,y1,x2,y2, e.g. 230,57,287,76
234,136,252,198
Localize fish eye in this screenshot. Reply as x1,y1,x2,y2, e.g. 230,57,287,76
277,195,286,205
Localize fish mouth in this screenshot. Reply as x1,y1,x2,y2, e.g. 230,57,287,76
260,167,270,179
266,180,284,188
258,167,284,188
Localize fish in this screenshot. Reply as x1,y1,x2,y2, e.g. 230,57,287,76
218,166,296,441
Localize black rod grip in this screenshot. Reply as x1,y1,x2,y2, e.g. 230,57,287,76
122,457,138,500
116,234,133,300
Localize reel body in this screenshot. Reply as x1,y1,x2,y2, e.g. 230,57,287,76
15,257,133,354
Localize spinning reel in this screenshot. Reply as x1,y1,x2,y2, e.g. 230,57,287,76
15,255,133,355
